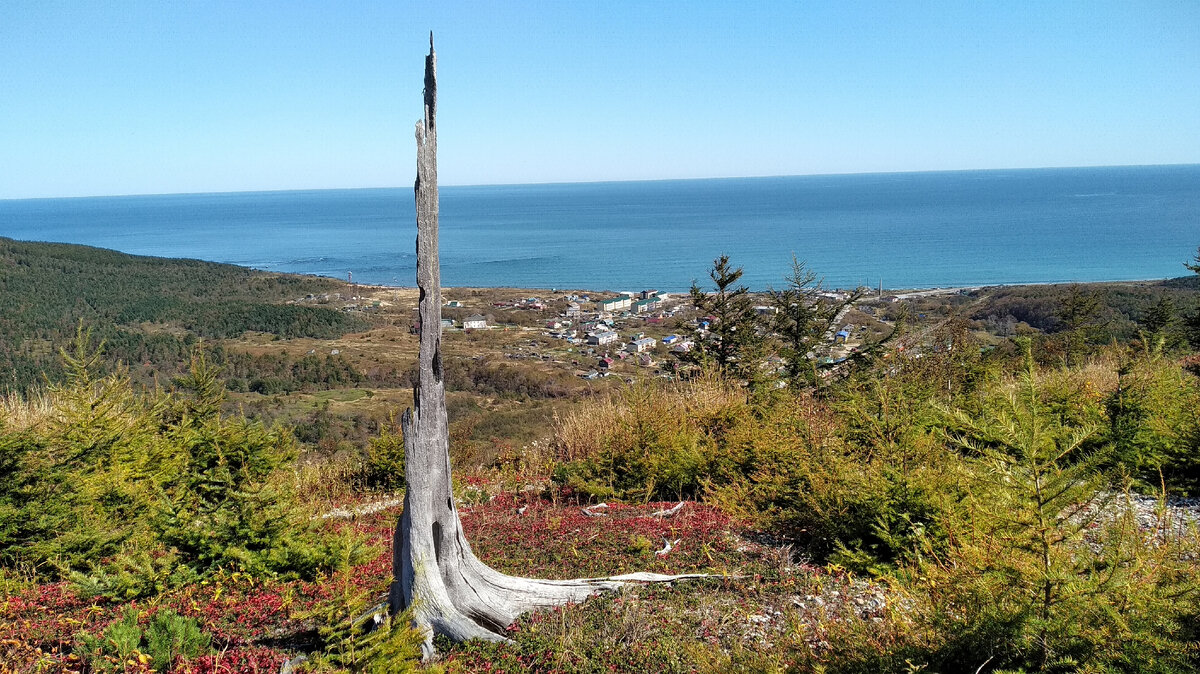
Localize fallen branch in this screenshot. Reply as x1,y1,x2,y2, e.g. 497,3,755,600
651,502,686,518
316,497,403,521
582,503,610,517
655,538,682,556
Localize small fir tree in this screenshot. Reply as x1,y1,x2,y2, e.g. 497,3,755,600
1183,245,1200,348
927,340,1199,669
688,255,763,382
1057,284,1103,364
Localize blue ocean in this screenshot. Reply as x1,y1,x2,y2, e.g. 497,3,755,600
1,165,1197,291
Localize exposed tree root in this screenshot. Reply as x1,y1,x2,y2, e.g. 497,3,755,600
651,501,687,518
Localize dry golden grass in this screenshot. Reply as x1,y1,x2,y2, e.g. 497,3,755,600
287,456,375,510
551,372,744,463
551,397,623,462
993,344,1123,403
0,389,57,432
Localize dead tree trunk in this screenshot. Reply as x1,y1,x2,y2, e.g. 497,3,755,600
390,36,710,658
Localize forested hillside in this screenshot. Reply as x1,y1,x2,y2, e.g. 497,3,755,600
969,277,1200,338
0,238,370,391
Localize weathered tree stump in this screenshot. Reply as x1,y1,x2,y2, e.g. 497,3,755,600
390,36,710,659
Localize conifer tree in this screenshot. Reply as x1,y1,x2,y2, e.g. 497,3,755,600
1057,284,1102,364
1185,245,1200,275
930,340,1198,669
688,255,762,380
1184,245,1200,348
1141,296,1176,336
768,256,868,386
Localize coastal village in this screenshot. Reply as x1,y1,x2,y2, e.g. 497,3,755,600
284,277,994,401
300,283,916,384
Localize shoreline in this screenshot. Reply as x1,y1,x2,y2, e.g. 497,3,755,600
2,234,1191,296
347,276,1184,297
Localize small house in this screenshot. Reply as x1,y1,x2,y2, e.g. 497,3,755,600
463,314,488,330
587,331,620,346
598,356,614,370
672,340,694,353
626,337,657,353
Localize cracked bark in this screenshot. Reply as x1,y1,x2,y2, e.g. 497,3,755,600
390,36,711,659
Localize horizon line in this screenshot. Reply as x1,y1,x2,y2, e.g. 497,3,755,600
3,161,1198,202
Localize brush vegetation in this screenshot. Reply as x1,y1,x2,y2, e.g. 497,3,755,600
2,243,1200,672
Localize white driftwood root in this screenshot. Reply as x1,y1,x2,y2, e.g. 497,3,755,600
581,502,610,517
651,502,686,518
317,497,403,521
655,538,682,557
390,37,714,660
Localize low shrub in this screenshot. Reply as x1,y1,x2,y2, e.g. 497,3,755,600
362,416,407,490
551,376,746,501
78,608,212,673
0,334,365,597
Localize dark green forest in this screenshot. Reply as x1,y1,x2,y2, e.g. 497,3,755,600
0,238,370,392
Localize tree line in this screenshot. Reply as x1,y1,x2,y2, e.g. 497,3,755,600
684,246,1200,387
0,238,369,393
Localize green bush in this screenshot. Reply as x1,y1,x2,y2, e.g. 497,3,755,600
300,553,432,673
0,334,364,596
889,346,1200,671
362,418,407,490
1103,351,1200,493
78,608,212,672
552,380,726,501
711,389,955,574
551,373,954,572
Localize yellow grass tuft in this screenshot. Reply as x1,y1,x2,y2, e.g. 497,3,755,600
0,389,57,432
551,372,744,463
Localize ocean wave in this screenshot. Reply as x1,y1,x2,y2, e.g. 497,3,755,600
474,255,559,266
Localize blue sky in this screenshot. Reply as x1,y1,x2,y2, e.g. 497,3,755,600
2,1,1198,199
